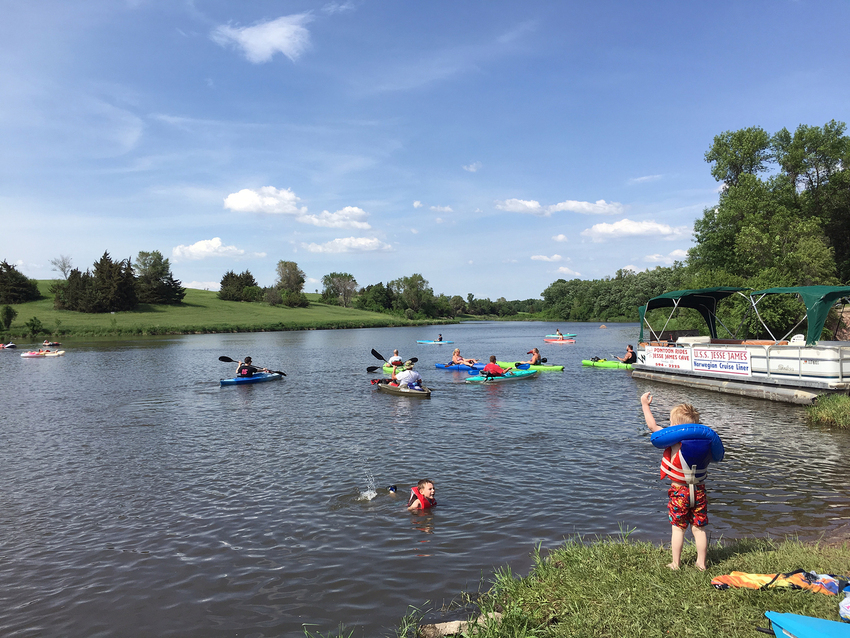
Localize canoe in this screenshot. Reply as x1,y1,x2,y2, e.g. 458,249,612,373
545,334,576,338
496,361,564,372
21,350,65,358
763,611,850,637
543,338,575,344
374,381,432,397
466,369,540,384
220,372,284,386
435,362,485,371
416,340,453,344
582,359,632,369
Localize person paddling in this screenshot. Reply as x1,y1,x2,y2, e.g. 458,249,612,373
236,356,268,378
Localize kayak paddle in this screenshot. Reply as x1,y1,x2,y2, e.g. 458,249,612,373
218,355,286,376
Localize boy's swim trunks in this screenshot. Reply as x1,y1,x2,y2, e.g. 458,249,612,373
667,484,708,528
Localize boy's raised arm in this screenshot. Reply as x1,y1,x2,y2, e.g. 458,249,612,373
640,392,662,433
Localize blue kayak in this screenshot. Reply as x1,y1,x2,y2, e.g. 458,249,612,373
466,369,539,384
220,372,284,386
435,362,485,371
763,611,850,637
417,340,453,344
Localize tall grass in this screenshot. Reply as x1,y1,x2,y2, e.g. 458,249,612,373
806,393,850,429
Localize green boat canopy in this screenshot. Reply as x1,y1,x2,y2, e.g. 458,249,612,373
639,287,747,342
748,286,850,345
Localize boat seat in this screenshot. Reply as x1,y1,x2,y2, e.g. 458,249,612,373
677,336,711,345
790,334,805,344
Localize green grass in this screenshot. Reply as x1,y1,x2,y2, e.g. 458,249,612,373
806,393,850,429
1,281,450,338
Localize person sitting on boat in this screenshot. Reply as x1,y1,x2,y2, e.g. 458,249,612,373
482,356,511,376
451,348,478,366
407,479,437,511
520,348,543,366
236,356,268,378
391,362,423,388
436,334,443,342
618,345,637,364
387,349,403,366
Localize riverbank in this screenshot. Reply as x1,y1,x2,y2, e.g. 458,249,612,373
1,283,456,338
327,535,850,637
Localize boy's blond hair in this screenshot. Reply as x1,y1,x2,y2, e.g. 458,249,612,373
670,403,700,425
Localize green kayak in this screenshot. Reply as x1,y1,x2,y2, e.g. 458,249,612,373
496,361,564,372
581,359,632,369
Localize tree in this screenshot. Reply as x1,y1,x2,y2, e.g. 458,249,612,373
389,274,433,314
0,260,41,304
703,126,772,187
135,250,186,305
49,255,73,279
24,316,44,337
1,305,17,331
354,282,395,313
218,270,258,301
449,295,466,314
321,272,358,307
275,261,305,293
50,252,138,313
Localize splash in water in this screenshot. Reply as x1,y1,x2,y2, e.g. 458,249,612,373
357,469,378,501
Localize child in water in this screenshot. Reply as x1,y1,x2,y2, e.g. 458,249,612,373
407,479,436,511
640,392,709,571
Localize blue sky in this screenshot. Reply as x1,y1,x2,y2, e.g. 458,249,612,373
2,1,849,300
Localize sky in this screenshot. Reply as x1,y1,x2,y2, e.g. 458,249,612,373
1,1,849,300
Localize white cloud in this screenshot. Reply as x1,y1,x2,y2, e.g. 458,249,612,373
322,2,355,14
644,249,689,264
622,265,646,273
172,237,264,261
298,206,371,229
463,161,482,172
627,174,662,185
531,254,563,262
410,229,419,234
302,237,392,253
224,186,307,215
430,205,453,213
580,219,690,243
557,266,581,276
211,14,313,64
413,200,422,208
183,280,222,291
497,198,623,216
552,234,568,242
435,217,444,224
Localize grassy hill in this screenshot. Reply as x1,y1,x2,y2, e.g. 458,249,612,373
2,282,442,338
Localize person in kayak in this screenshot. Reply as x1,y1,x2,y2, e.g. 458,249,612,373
391,362,423,388
520,348,543,366
482,356,511,376
640,391,709,571
407,479,436,511
618,345,637,364
555,329,564,340
451,348,478,366
436,334,443,341
236,357,268,378
388,349,403,366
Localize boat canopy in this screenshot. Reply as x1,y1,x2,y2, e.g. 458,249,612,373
639,287,747,342
748,286,850,345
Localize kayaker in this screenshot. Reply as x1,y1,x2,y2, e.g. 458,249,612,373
407,479,437,511
640,392,710,571
618,345,637,364
451,348,478,366
391,362,422,388
236,356,268,378
436,334,442,341
555,329,564,341
388,349,403,366
482,355,511,376
520,348,543,365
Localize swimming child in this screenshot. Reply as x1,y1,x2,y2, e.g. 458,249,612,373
407,479,436,511
640,391,711,571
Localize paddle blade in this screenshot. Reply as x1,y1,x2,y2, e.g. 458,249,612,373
467,368,480,374
219,356,235,363
409,357,418,364
515,364,530,370
541,358,548,363
371,349,386,361
366,366,382,373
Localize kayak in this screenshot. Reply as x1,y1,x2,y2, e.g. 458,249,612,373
544,338,575,344
416,340,453,344
1,343,16,349
582,359,632,369
466,369,540,384
496,361,564,372
545,334,576,338
21,350,65,358
220,372,284,386
373,380,432,397
762,611,850,637
43,341,61,346
435,362,485,371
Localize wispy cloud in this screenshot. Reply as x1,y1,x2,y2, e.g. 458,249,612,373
557,266,581,276
430,205,453,213
531,254,562,262
413,201,423,208
211,14,313,64
496,198,624,216
643,249,689,264
302,237,392,253
552,234,568,242
298,206,371,229
463,161,482,173
322,2,355,15
627,174,662,185
172,237,265,261
580,219,690,243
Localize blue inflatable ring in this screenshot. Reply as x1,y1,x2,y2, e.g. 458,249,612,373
650,423,724,462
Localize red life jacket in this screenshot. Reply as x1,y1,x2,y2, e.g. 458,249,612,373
661,439,712,506
407,486,436,509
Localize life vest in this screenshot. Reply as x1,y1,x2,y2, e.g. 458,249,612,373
661,439,712,506
407,486,436,509
238,364,256,377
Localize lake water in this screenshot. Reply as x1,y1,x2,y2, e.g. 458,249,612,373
2,321,849,637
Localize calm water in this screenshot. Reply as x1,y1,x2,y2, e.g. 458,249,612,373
1,322,849,637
